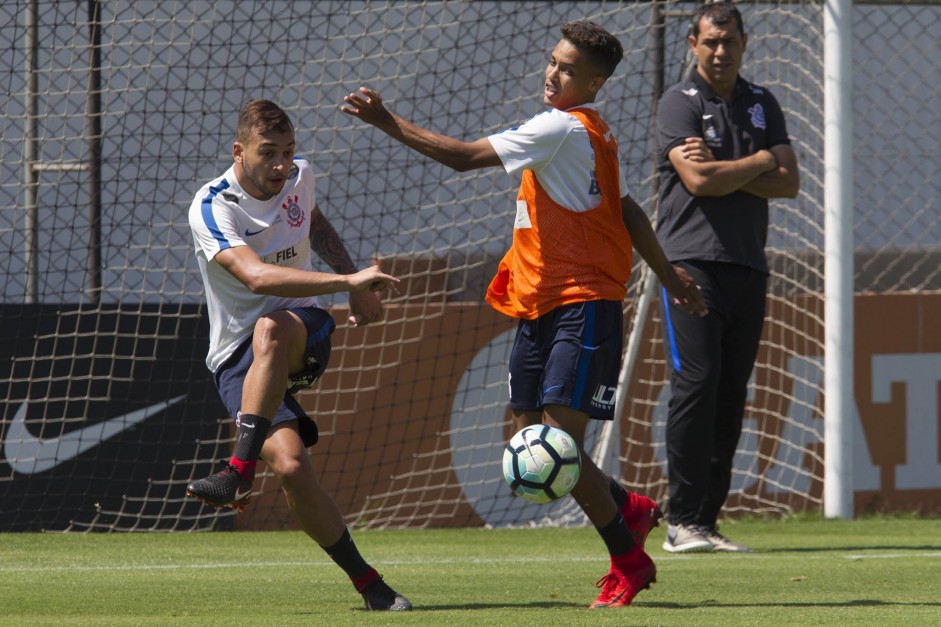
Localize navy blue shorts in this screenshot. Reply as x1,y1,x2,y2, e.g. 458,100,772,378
508,300,623,420
212,306,336,448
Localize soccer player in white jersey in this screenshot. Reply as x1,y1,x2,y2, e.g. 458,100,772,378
187,99,411,611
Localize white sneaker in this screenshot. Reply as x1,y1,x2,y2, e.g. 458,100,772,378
662,524,714,553
702,526,752,552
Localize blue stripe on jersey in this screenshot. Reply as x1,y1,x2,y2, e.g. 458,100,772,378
200,179,232,250
571,300,597,409
661,286,682,373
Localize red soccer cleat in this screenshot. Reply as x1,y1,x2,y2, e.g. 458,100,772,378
590,547,657,609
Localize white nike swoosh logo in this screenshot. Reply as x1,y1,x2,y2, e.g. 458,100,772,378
234,486,252,500
2,395,187,475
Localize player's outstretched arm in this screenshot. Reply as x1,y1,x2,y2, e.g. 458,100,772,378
620,194,707,317
341,86,502,172
214,245,399,301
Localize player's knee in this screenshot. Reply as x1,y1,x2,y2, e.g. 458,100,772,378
267,453,307,484
252,314,299,355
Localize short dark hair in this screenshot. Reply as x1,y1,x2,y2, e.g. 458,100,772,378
691,1,745,39
236,99,294,142
560,21,623,79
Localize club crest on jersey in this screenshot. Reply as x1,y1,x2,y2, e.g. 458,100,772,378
282,194,305,228
748,103,767,130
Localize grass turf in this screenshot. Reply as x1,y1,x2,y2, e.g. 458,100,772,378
2,515,939,626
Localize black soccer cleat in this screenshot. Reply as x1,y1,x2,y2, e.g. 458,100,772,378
186,465,252,511
360,576,413,611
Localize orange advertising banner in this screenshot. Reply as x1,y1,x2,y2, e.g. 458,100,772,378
238,293,941,529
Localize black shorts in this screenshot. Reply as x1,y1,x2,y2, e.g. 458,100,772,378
508,300,623,420
212,306,335,448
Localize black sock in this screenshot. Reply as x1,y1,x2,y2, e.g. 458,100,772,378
609,477,628,509
233,413,271,461
597,512,635,556
322,528,373,586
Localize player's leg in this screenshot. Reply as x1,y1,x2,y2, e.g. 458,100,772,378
186,310,308,509
537,301,656,608
263,421,344,542
232,310,309,484
544,404,656,608
534,300,659,545
542,405,620,528
512,404,657,544
261,422,411,611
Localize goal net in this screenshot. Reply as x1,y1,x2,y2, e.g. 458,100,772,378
0,0,937,532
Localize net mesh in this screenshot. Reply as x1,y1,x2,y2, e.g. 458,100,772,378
0,0,937,531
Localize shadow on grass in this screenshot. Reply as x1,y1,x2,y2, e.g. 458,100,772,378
352,600,588,612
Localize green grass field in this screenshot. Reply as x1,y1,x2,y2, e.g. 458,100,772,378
3,515,940,626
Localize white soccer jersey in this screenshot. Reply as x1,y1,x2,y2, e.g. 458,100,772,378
189,158,322,372
487,104,630,211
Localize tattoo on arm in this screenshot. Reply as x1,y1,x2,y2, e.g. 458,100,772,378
309,206,357,274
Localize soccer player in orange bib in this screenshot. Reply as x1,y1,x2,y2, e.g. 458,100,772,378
343,21,706,608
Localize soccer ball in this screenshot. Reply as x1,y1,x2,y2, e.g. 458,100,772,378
502,424,581,503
